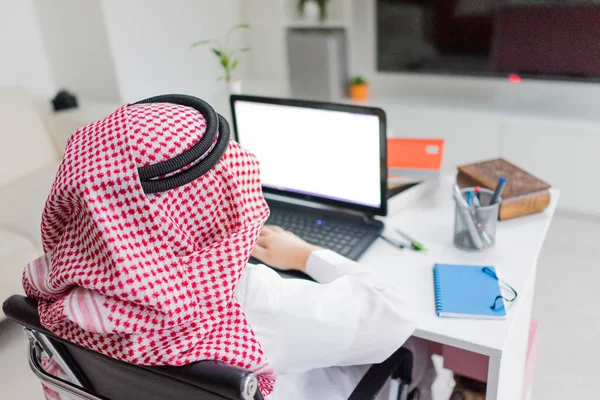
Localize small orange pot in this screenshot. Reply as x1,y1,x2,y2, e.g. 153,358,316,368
349,83,369,101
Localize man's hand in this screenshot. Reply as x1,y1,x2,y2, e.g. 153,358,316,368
251,226,321,273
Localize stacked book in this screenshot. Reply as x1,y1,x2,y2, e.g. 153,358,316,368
387,138,444,199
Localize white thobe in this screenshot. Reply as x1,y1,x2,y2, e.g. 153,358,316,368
235,249,419,400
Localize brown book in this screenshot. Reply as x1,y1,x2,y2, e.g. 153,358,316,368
457,158,551,220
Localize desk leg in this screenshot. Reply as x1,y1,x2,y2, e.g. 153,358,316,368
486,271,537,400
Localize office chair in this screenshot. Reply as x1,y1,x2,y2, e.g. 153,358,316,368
3,295,415,400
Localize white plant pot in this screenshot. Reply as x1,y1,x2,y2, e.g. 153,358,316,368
302,1,320,23
228,79,242,94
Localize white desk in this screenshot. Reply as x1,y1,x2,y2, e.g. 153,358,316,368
360,177,559,400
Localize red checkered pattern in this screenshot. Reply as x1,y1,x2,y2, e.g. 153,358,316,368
23,102,275,396
41,354,72,400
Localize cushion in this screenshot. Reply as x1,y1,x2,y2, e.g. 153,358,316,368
38,98,120,155
0,87,58,186
0,229,40,318
0,162,59,250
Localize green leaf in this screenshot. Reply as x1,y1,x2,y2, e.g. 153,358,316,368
211,48,223,58
221,55,229,69
190,39,212,48
231,59,239,71
350,75,367,85
230,47,251,58
225,24,252,49
231,23,251,31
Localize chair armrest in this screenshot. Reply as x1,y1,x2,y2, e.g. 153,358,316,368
150,361,263,400
347,347,413,400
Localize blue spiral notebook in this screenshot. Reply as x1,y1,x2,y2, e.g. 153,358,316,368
433,264,506,319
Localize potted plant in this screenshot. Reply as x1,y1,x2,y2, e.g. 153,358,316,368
349,76,369,101
191,24,251,94
298,0,330,22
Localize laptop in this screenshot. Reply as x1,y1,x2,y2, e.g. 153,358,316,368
230,95,387,265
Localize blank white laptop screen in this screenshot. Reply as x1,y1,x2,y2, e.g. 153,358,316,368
232,100,382,209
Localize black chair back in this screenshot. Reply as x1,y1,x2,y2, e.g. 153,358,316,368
3,295,262,400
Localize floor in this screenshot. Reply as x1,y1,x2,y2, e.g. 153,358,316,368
530,213,600,399
0,320,44,399
0,212,598,399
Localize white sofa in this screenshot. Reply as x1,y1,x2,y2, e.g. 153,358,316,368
0,87,117,317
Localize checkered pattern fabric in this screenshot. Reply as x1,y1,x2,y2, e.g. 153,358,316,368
23,101,275,396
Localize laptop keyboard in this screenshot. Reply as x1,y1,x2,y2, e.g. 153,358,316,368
267,209,371,257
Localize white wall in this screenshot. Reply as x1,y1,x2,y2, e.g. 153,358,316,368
242,0,287,80
100,0,246,117
0,0,56,97
34,0,120,102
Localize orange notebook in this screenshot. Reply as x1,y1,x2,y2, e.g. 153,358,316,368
387,138,445,198
388,138,444,172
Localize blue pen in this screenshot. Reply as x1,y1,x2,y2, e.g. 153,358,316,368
467,191,473,206
490,177,507,205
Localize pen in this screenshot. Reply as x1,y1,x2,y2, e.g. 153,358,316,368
490,177,507,205
476,224,493,247
467,187,493,247
379,234,406,250
453,185,483,249
473,186,481,207
394,228,427,252
467,191,473,206
465,187,492,247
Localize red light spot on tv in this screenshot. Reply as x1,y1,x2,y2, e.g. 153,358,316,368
508,74,522,84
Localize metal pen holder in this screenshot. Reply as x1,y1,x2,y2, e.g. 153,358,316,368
453,187,499,251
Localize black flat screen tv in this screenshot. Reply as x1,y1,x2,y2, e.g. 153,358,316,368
376,1,600,82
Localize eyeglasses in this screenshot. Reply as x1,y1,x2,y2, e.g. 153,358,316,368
482,267,518,311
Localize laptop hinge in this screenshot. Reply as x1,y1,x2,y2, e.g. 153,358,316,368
362,213,376,224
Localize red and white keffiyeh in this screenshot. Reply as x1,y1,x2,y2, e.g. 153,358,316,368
23,99,275,396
